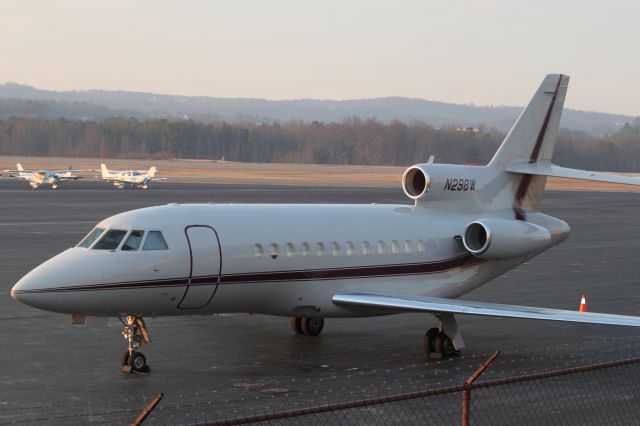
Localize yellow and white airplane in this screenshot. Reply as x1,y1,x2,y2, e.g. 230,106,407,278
100,163,166,189
12,74,640,374
2,163,87,189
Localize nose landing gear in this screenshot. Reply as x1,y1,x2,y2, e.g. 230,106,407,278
120,315,151,373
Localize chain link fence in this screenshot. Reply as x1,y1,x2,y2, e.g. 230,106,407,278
197,356,640,426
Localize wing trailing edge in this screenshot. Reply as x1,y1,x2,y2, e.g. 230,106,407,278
332,293,640,327
507,162,640,187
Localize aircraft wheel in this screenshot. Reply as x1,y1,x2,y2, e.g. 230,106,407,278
289,317,303,335
120,350,130,367
301,317,324,336
440,333,457,357
423,327,439,354
129,351,150,373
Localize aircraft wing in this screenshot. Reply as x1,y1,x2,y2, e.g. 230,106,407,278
100,177,130,183
3,169,41,173
507,162,640,186
332,292,640,327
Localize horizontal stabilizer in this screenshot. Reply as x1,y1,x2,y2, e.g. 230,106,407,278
507,162,640,187
332,293,640,327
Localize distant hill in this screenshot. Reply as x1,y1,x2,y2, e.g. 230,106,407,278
0,82,635,136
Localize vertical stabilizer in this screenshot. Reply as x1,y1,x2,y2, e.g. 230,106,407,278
100,164,109,178
489,74,569,211
16,163,23,171
489,74,569,168
148,166,156,178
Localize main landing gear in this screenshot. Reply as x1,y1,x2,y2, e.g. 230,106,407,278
120,315,151,373
423,313,465,359
289,317,324,336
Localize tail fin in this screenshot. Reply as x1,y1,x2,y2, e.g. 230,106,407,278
17,163,23,171
489,74,569,211
148,166,156,178
490,74,569,168
100,164,108,178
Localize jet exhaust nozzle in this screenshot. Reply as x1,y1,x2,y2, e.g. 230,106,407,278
462,218,551,260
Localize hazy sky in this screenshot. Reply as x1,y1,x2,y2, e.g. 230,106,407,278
1,0,639,115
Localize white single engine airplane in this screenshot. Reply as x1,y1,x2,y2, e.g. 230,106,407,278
12,74,640,374
2,163,87,189
100,163,165,189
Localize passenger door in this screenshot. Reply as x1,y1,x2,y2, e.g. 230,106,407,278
178,225,221,309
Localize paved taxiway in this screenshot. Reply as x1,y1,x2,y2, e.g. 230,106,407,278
1,181,640,424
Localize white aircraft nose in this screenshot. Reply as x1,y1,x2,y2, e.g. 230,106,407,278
11,248,103,313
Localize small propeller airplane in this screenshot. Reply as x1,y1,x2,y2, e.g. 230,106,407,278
2,163,88,189
12,74,640,374
99,163,166,189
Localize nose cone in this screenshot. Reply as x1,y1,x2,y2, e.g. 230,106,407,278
11,248,103,313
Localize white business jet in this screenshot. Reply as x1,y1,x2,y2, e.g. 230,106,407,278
2,163,87,189
100,163,165,189
12,74,640,374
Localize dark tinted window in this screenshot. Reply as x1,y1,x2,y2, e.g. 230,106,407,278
121,230,144,251
93,230,127,250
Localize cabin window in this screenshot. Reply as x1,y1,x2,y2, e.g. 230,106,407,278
332,242,340,256
346,241,354,256
362,241,371,256
270,243,279,259
286,243,295,257
77,227,104,248
377,240,386,255
391,240,400,254
301,242,310,257
404,240,413,254
417,240,426,253
143,231,169,250
254,243,263,258
93,229,128,250
121,230,145,251
316,242,325,257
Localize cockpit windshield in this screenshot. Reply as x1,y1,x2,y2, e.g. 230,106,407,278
93,230,128,250
77,227,105,248
121,230,144,251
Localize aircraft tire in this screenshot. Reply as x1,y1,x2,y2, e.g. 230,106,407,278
289,317,304,335
440,333,457,357
120,350,130,367
301,317,324,336
423,327,439,354
130,351,149,373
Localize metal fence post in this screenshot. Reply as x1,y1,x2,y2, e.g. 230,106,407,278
132,393,164,426
462,351,500,426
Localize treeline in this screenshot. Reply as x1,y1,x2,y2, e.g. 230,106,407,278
0,116,639,170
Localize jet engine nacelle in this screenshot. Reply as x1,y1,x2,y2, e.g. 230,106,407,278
402,163,481,201
462,218,551,260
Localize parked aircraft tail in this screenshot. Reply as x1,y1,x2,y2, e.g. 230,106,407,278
487,73,640,211
16,163,24,171
148,167,156,178
487,74,569,210
100,164,109,178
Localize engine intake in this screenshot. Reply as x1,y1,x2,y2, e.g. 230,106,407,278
462,218,551,260
402,166,431,200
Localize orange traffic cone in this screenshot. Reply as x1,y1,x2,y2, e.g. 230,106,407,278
579,294,587,312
